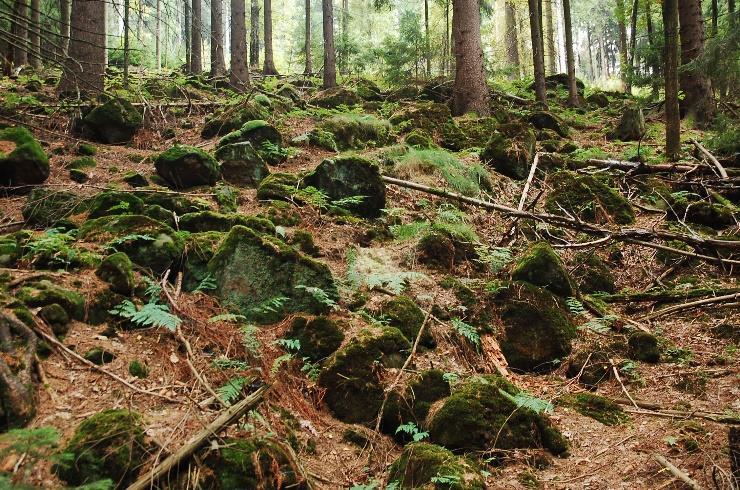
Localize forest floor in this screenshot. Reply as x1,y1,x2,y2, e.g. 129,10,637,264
0,71,738,490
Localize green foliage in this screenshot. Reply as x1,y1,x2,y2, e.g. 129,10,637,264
450,318,480,350
247,296,290,317
565,297,586,315
109,300,182,331
395,421,429,442
217,376,250,405
345,247,427,294
106,233,155,252
212,357,250,370
259,140,292,162
498,388,554,415
271,353,294,375
241,324,261,357
475,245,512,272
294,285,338,310
23,228,97,269
194,272,217,292
579,314,618,334
376,10,426,84
0,426,59,461
273,338,301,351
208,313,248,323
392,148,491,197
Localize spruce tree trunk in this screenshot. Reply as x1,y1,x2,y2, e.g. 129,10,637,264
562,0,578,106
586,24,595,80
451,0,490,116
627,0,638,89
425,0,431,77
250,0,260,68
711,0,718,37
663,0,680,161
528,0,547,107
59,0,106,96
322,0,336,88
616,0,629,92
124,0,130,85
184,0,191,69
190,0,203,73
11,0,28,67
730,0,736,29
678,0,714,125
504,2,520,79
646,1,659,96
28,0,40,68
230,0,250,89
340,0,348,74
263,0,278,74
304,0,312,73
544,0,556,74
59,0,70,56
211,0,226,76
443,0,450,75
155,0,161,70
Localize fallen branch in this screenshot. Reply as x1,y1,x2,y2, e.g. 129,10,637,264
597,286,740,304
580,158,699,174
640,292,740,321
691,139,728,180
518,152,540,211
611,397,740,424
127,384,270,490
653,453,702,490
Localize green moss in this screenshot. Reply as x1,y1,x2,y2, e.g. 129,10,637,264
381,369,451,436
314,114,393,151
290,229,319,256
511,242,574,297
182,231,226,291
288,315,345,361
87,191,145,218
545,171,635,225
122,171,148,188
178,211,275,234
565,350,611,388
217,120,285,165
0,126,50,186
388,442,485,490
261,200,302,226
67,156,96,170
307,128,338,151
83,347,116,365
39,303,70,336
214,183,239,213
15,280,85,320
128,360,149,378
309,86,361,108
76,143,97,156
83,98,143,144
572,252,616,294
154,145,220,189
87,289,127,326
389,102,453,135
54,409,148,487
479,123,536,180
628,331,661,363
140,193,210,215
69,168,88,183
666,192,736,229
560,393,630,426
404,129,434,149
376,295,434,348
201,101,269,138
0,234,20,267
96,252,135,295
256,172,304,202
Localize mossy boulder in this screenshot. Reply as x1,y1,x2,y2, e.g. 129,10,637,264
84,347,116,365
560,393,629,425
79,215,184,274
530,73,585,92
318,326,410,423
55,409,148,487
313,114,393,151
480,123,537,180
21,188,87,227
202,437,307,489
494,281,577,372
207,226,338,322
306,128,338,151
15,280,85,320
87,191,145,218
386,84,421,101
0,234,20,267
380,369,450,435
181,231,226,291
571,252,616,294
178,211,275,234
529,111,569,137
428,375,569,455
389,102,452,136
545,171,635,225
417,223,479,271
353,78,383,101
447,117,499,150
96,252,135,295
376,295,434,348
387,442,485,490
128,360,148,378
123,171,148,187
666,192,737,229
607,104,645,141
256,172,305,202
82,98,143,144
217,120,285,165
309,86,361,108
39,303,71,336
214,141,270,186
140,192,210,215
0,126,50,188
628,331,661,363
260,200,302,226
303,155,386,218
287,315,345,361
405,129,435,149
289,229,320,256
201,101,269,138
586,92,609,108
69,168,89,183
87,289,127,326
213,183,239,213
154,145,220,189
66,156,97,170
566,350,612,389
511,242,574,297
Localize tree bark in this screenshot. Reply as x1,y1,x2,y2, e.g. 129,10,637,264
28,0,40,68
451,0,490,115
544,0,556,74
190,0,203,73
250,0,260,68
11,0,28,67
443,0,450,75
586,24,595,80
230,0,250,90
263,0,278,74
730,0,736,29
59,0,70,56
210,0,226,76
184,0,191,69
59,0,106,96
562,0,578,106
528,0,547,107
322,0,336,88
124,0,130,85
615,0,629,92
663,0,680,161
504,2,520,79
627,0,638,89
678,0,714,126
711,0,718,37
155,0,161,70
340,0,348,74
304,0,312,73
425,0,431,77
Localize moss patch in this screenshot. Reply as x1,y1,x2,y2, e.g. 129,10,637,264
545,171,635,225
560,393,630,425
511,242,574,297
388,442,485,490
287,315,345,361
0,126,50,187
154,145,220,189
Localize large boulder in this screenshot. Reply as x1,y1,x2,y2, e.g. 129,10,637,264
82,98,143,144
0,126,49,188
389,102,452,136
154,145,220,189
607,104,645,141
309,86,361,108
214,141,270,186
380,369,450,436
545,171,635,225
87,190,145,218
287,315,345,362
181,231,226,292
571,252,616,294
511,241,575,297
303,155,386,218
96,252,135,295
201,100,268,138
256,172,304,202
375,295,434,348
480,123,537,180
388,443,485,490
529,111,569,137
311,114,392,151
207,226,338,322
217,120,285,165
178,211,275,233
15,280,85,320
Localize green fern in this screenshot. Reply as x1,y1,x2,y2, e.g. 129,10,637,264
345,247,427,294
498,388,554,414
579,315,618,334
273,338,301,351
565,297,587,315
194,273,217,292
395,422,429,442
109,301,182,331
217,376,250,405
475,245,512,272
295,285,338,310
241,324,261,357
212,357,250,370
247,296,290,317
271,353,294,375
390,220,430,241
208,313,248,323
451,318,480,349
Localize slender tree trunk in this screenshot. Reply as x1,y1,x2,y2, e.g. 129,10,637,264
730,0,736,29
544,0,556,74
263,0,278,74
28,0,40,68
586,24,595,80
562,0,578,105
425,0,431,77
211,0,226,76
646,0,659,96
58,0,70,56
443,0,450,75
615,0,629,92
250,0,260,68
504,2,520,79
184,0,191,69
59,0,106,96
11,0,28,67
230,0,250,89
322,0,336,87
627,0,638,90
451,0,490,115
190,0,202,73
528,0,547,106
136,1,142,40
124,0,130,85
711,0,718,37
663,0,680,161
155,0,161,70
678,0,714,125
304,0,312,73
340,0,348,74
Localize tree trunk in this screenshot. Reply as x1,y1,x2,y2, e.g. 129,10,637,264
211,0,226,76
263,0,278,74
190,0,203,73
304,0,312,73
544,0,556,74
528,0,547,107
678,0,714,126
155,0,161,70
645,0,659,96
59,0,106,96
562,0,578,106
663,0,680,161
11,0,28,67
230,0,250,89
711,0,718,37
340,0,348,74
451,0,490,116
627,0,638,89
443,0,450,75
124,0,130,85
250,0,260,68
730,0,736,29
28,0,40,68
504,2,520,79
615,0,629,92
586,24,595,80
184,0,191,69
425,0,431,77
322,0,336,88
59,0,71,56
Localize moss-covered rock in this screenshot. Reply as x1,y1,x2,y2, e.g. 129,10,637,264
96,252,135,295
405,129,435,149
313,114,393,151
122,171,148,188
529,111,569,137
55,409,148,487
376,295,434,347
287,315,345,361
560,393,629,425
318,326,410,423
417,223,479,271
15,280,85,320
380,369,450,435
154,145,220,189
217,120,286,165
0,234,20,267
87,191,145,218
389,102,452,136
181,231,225,291
261,200,302,226
309,86,361,108
511,242,574,297
200,101,269,138
571,252,616,294
87,289,127,325
178,211,275,234
66,156,97,170
445,117,499,150
289,229,320,256
494,281,576,372
306,128,338,151
82,98,143,144
214,141,270,186
202,437,307,489
39,302,71,336
140,192,210,215
213,183,239,213
76,142,97,156
665,192,737,229
387,442,485,490
69,168,89,183
428,375,569,455
207,226,338,322
480,123,537,180
628,331,660,363
128,360,148,378
0,126,50,188
545,171,635,225
607,104,645,141
386,84,421,101
303,155,386,218
586,92,609,108
84,347,116,365
256,172,303,202
565,350,612,388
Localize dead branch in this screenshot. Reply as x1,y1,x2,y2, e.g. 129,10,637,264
640,292,740,321
518,152,540,211
653,453,703,490
597,287,740,303
691,139,728,180
580,158,699,174
611,397,740,424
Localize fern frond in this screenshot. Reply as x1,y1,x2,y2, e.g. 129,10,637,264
565,297,587,315
450,318,480,349
109,301,181,331
217,376,250,405
498,388,554,414
208,313,248,323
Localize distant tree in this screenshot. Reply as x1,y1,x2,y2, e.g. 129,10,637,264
562,0,578,106
211,0,226,76
544,0,557,74
250,0,260,67
263,0,279,74
678,0,714,125
11,0,28,67
58,0,70,56
504,1,520,78
230,0,250,89
304,0,312,73
28,0,39,68
59,0,106,95
451,0,490,115
322,0,336,87
190,0,203,73
615,0,629,92
663,0,680,160
528,0,547,107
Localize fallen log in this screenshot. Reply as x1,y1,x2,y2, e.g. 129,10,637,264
597,286,740,303
611,397,740,424
691,139,729,179
653,454,702,490
640,292,740,321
